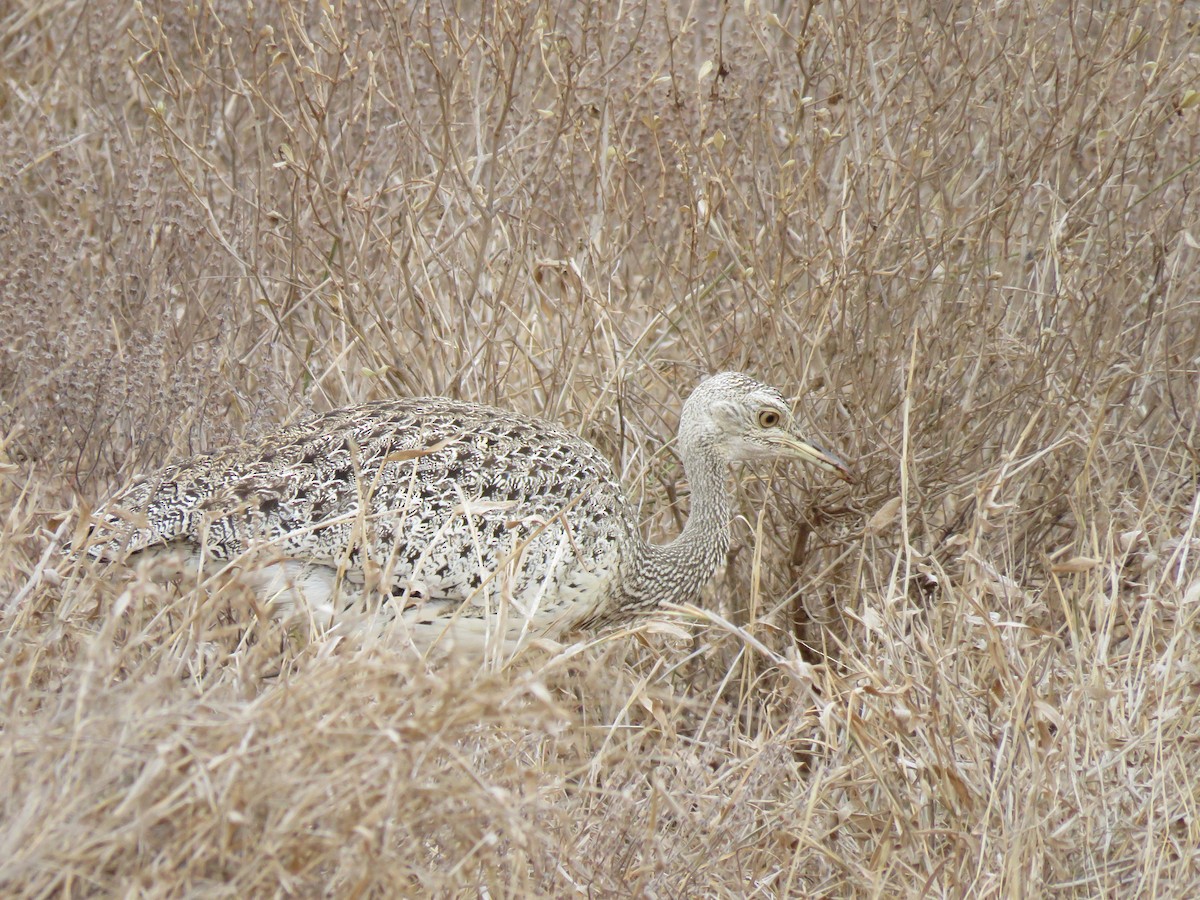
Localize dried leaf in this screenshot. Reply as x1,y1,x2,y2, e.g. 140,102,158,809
866,497,903,535
1051,556,1101,574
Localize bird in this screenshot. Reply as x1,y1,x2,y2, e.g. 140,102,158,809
84,372,851,655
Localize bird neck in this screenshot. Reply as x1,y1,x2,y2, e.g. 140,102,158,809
625,445,731,612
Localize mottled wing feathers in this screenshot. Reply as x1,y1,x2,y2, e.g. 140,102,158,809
87,399,627,598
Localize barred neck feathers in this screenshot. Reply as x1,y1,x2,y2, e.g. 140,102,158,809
621,440,731,613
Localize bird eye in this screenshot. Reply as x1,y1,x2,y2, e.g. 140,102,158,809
757,409,781,428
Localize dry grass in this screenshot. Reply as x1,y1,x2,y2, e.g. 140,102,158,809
2,0,1199,895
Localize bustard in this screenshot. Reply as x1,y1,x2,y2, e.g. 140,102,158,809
86,373,851,653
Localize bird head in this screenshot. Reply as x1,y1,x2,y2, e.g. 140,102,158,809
681,372,853,481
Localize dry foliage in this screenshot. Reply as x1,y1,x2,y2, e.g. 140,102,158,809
3,0,1200,895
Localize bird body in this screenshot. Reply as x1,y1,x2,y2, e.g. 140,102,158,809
87,373,849,653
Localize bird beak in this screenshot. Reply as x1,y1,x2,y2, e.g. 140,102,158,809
781,434,854,483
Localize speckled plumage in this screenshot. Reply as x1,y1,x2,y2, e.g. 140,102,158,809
87,373,850,653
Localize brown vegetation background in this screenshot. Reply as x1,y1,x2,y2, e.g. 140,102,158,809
3,0,1200,895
